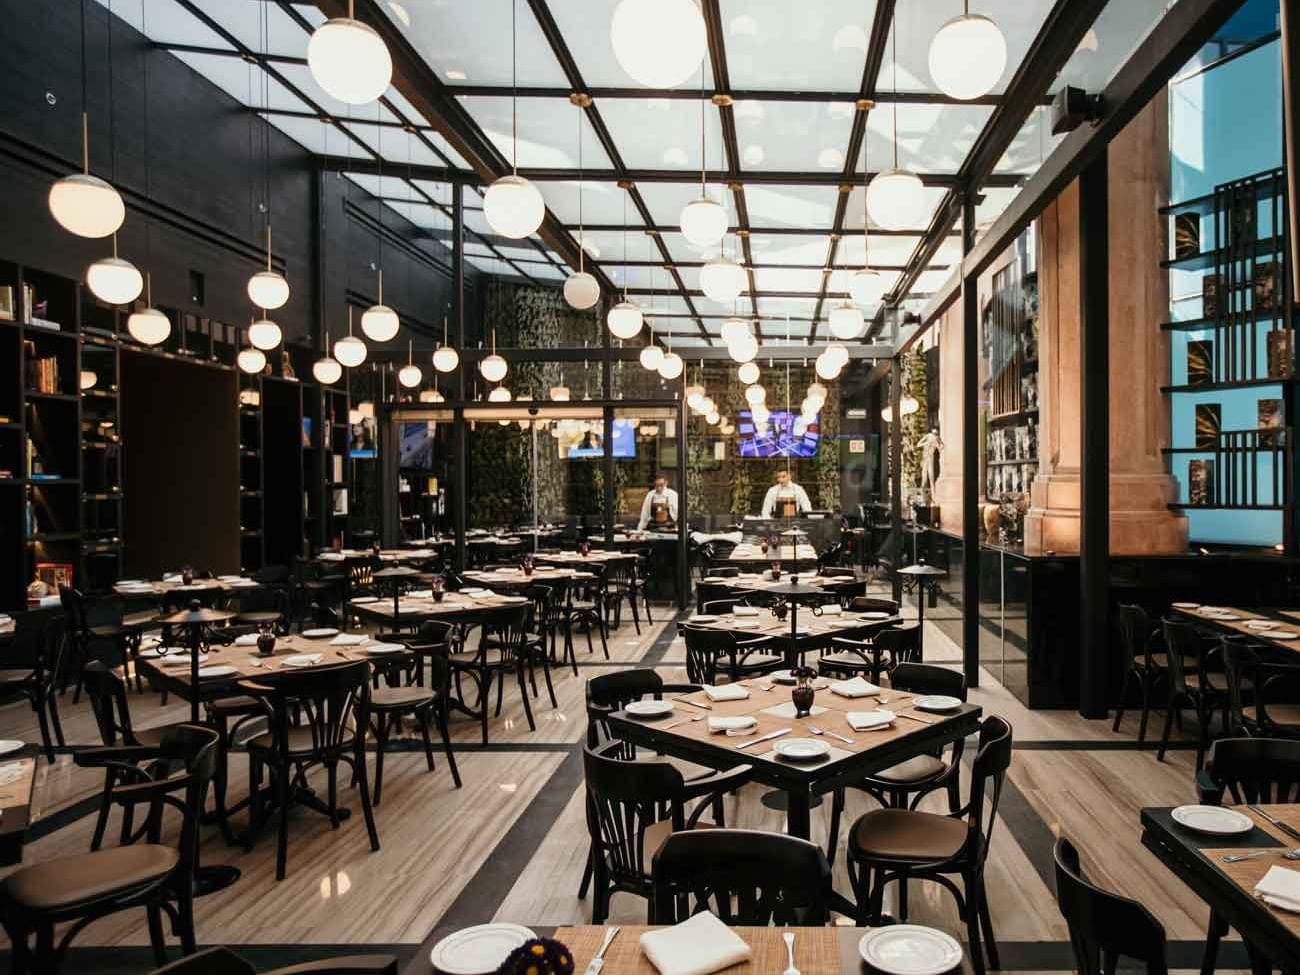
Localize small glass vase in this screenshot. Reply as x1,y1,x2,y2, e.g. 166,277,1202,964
791,669,816,717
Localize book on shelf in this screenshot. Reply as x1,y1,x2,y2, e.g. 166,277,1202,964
1255,259,1279,313
0,285,13,321
1189,459,1215,505
1202,274,1220,320
1268,330,1293,378
332,488,348,515
1186,339,1213,386
1174,213,1200,260
332,454,344,482
1195,403,1221,450
1259,398,1282,448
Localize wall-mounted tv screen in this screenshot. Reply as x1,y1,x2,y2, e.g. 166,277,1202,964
568,417,637,459
399,421,437,469
737,410,820,458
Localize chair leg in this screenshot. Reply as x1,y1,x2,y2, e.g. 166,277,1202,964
964,884,987,975
47,693,65,749
826,788,844,865
435,700,462,788
353,747,382,853
417,708,437,772
976,876,1000,971
540,651,558,709
32,697,54,764
328,760,342,823
517,661,537,731
1137,676,1153,744
1111,671,1131,732
276,763,291,881
146,906,169,967
176,881,198,955
578,843,594,898
372,717,388,807
90,773,115,851
1156,697,1178,762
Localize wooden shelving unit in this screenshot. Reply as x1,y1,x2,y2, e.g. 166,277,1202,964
238,378,266,572
981,235,1039,501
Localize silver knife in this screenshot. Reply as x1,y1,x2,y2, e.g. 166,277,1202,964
735,728,791,750
584,926,620,975
1248,805,1300,843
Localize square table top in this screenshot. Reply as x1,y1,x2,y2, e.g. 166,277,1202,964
727,544,819,562
113,577,264,597
535,549,637,564
348,590,529,624
463,567,594,587
0,751,38,866
684,610,899,643
1170,604,1300,653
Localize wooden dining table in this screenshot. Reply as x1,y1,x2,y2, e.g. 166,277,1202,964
724,542,819,568
347,590,529,629
407,923,971,975
0,749,39,867
685,609,901,667
1141,804,1300,975
1169,603,1300,653
462,567,595,590
607,677,981,841
535,549,638,566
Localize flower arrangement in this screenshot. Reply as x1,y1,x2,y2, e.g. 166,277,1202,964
496,938,575,975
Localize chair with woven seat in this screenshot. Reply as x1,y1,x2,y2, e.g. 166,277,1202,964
240,661,380,881
367,638,461,803
847,715,1013,975
680,625,782,685
1054,835,1169,975
1112,604,1167,742
1195,736,1300,974
651,828,831,925
583,743,751,923
1157,617,1235,768
149,946,398,975
1221,637,1300,740
825,662,968,866
0,724,218,973
0,615,66,762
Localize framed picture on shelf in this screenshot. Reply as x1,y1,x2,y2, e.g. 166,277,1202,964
1268,330,1293,378
35,562,74,592
1188,460,1215,506
1259,398,1282,448
1174,213,1200,260
1186,339,1213,386
1202,274,1220,320
1195,403,1221,450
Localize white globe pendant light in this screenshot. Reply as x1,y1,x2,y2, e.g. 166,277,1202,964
705,410,720,425
237,346,267,374
398,340,422,388
828,300,865,340
488,386,512,403
419,387,445,403
900,393,921,417
432,315,459,373
611,0,706,88
607,300,643,340
126,272,170,346
686,385,706,411
721,318,751,346
849,267,887,306
312,331,342,385
564,271,600,310
248,317,282,351
700,256,746,304
928,5,1007,101
479,329,508,383
869,18,927,231
639,344,664,371
815,349,842,380
549,385,570,402
658,351,684,380
485,174,545,239
307,1,392,105
728,333,757,363
87,242,143,306
247,225,290,310
49,114,125,239
827,342,849,367
737,360,760,385
360,269,400,342
680,196,727,248
334,307,368,368
744,384,766,407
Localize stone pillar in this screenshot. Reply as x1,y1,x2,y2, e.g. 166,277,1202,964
1023,90,1187,555
933,302,964,533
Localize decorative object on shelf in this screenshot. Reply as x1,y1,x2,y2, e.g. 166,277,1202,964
361,269,399,342
87,235,143,306
1255,259,1279,312
307,0,392,105
237,346,267,374
79,370,97,391
1201,273,1220,319
398,339,422,389
1259,398,1282,448
610,0,705,88
126,272,170,346
247,225,289,311
868,18,925,230
26,575,49,601
432,315,459,373
313,330,343,385
1189,459,1215,505
334,307,368,368
484,0,544,239
479,329,509,383
1173,212,1200,260
248,317,282,352
982,502,1000,541
564,96,600,311
548,384,570,402
928,1,1006,101
49,113,125,239
1195,403,1221,450
1268,328,1292,379
1186,339,1213,386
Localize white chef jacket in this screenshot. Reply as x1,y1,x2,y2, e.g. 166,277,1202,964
637,487,680,530
761,483,812,518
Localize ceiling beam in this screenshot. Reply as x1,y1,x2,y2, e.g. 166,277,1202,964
564,224,957,238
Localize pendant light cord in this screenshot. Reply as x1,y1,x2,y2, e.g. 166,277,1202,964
699,70,706,196
891,15,899,169
622,190,629,301
577,103,584,272
511,0,518,175
107,0,116,184
80,0,88,173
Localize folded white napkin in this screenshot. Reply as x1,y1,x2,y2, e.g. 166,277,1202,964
707,715,757,736
233,634,260,646
163,574,182,582
639,911,752,975
319,552,345,561
702,684,750,702
407,589,433,598
847,709,897,731
830,676,881,698
733,606,760,617
330,633,368,646
1255,865,1300,911
819,605,843,616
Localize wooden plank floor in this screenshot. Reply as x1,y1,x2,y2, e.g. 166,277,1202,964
0,591,1244,972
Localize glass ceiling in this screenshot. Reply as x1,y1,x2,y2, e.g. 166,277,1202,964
105,0,1181,347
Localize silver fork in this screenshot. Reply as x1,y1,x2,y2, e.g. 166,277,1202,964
662,715,706,731
1223,851,1270,862
807,724,855,745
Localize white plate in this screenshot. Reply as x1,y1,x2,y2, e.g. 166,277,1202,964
1172,602,1200,609
775,737,829,762
352,597,380,604
365,643,405,655
860,611,891,620
625,699,674,719
301,628,339,639
217,575,243,582
914,695,963,713
282,654,323,669
1270,631,1299,640
138,647,191,659
1171,804,1254,836
691,615,719,623
1245,620,1280,629
429,923,537,975
1204,613,1242,621
0,741,24,757
770,669,797,684
500,595,529,603
702,577,726,583
859,925,964,975
197,665,239,679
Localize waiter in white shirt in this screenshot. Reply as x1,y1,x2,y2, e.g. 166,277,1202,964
637,473,680,530
761,470,813,518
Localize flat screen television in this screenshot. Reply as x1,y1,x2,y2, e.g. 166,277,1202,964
737,410,820,458
567,417,637,459
399,421,437,469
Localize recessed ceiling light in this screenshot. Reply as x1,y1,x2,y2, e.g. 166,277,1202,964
445,69,466,80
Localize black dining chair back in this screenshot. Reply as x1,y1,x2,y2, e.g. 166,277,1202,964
651,828,831,925
701,598,738,616
583,744,689,889
962,716,1013,864
585,670,700,750
1201,737,1300,805
80,661,139,746
874,623,921,669
848,596,900,615
248,660,371,763
1054,836,1169,975
681,624,729,685
890,662,967,700
147,946,399,975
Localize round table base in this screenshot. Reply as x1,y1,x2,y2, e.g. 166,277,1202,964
759,789,823,813
193,864,242,898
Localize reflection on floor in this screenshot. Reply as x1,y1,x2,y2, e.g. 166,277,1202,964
0,588,1239,973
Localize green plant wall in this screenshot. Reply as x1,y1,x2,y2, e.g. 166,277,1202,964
901,348,928,503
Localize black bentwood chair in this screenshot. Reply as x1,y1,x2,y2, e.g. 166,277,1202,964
149,947,398,975
650,829,832,925
0,615,66,762
1158,617,1235,768
1112,604,1167,743
0,725,219,974
1054,836,1169,975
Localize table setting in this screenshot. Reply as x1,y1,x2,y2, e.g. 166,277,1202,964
1169,604,1300,648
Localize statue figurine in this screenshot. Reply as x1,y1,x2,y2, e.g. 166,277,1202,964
917,428,943,500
